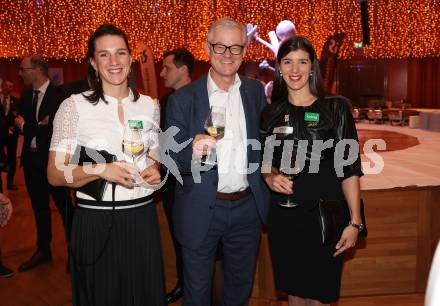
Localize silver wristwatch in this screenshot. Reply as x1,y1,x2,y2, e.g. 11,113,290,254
349,221,365,232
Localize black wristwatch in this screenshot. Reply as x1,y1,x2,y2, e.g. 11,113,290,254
349,221,365,232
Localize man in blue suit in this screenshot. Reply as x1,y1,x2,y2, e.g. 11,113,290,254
165,18,269,306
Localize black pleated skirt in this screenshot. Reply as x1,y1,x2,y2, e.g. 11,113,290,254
70,202,166,306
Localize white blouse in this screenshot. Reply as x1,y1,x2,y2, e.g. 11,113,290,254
50,90,160,201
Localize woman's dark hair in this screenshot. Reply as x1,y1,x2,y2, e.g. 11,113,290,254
271,36,325,104
84,24,139,104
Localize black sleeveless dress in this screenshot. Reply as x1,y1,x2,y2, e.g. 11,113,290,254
260,96,363,303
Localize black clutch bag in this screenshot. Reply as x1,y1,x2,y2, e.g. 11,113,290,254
318,199,367,245
70,146,116,201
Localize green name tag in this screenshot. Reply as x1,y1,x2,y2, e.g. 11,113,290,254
128,120,143,130
304,112,320,122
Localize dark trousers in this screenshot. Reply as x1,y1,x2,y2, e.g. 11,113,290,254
23,152,73,255
162,177,184,285
181,194,262,306
5,135,18,184
0,135,17,192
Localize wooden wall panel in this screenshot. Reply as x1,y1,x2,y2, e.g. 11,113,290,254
251,187,440,299
337,57,440,109
337,59,385,107
386,59,407,103
407,58,440,109
341,189,419,296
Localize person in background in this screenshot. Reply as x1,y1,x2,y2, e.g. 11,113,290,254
47,24,166,305
15,55,73,272
165,17,269,306
0,192,13,277
260,36,363,306
56,77,90,105
0,80,19,191
159,47,194,304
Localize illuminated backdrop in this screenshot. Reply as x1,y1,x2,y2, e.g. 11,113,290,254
0,0,439,61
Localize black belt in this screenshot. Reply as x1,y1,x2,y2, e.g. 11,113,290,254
76,195,154,210
216,187,251,201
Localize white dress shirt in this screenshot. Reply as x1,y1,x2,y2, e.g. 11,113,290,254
207,70,248,193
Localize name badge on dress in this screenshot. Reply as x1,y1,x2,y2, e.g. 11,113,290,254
304,112,320,127
128,120,144,130
273,126,294,134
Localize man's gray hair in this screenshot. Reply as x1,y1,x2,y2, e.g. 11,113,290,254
207,17,247,45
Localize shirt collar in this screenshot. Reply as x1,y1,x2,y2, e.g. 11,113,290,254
36,79,50,95
103,89,134,104
207,69,241,96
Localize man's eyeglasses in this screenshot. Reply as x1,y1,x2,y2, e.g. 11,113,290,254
19,67,34,72
210,43,245,55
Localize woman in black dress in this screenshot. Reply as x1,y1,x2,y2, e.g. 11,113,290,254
47,24,166,306
261,36,364,306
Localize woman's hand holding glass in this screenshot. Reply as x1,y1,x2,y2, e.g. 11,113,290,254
263,169,294,195
98,161,138,189
140,163,161,188
122,125,150,186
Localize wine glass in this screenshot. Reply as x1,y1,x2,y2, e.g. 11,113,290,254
278,164,301,208
122,125,147,186
203,106,226,166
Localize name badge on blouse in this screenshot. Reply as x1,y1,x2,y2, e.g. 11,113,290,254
273,126,294,134
304,112,319,127
128,120,143,130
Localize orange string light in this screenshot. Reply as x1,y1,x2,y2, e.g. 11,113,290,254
0,0,438,61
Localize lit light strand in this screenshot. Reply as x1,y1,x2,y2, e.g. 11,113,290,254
0,0,439,61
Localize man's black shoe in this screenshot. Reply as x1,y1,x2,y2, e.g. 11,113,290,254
0,263,14,277
166,286,183,304
18,250,52,272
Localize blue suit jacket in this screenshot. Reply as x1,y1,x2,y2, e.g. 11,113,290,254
165,75,269,250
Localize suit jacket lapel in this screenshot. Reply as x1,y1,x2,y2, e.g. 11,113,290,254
38,82,53,121
240,77,259,165
195,76,210,132
239,76,254,142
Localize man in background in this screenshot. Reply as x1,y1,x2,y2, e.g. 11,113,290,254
15,55,72,272
160,47,195,304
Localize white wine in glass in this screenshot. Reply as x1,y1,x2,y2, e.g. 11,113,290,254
203,106,226,166
123,142,145,157
122,125,147,186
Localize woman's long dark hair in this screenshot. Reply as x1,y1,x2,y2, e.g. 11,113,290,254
271,36,325,105
84,24,139,104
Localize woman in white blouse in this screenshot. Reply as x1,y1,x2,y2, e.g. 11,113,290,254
47,24,166,306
